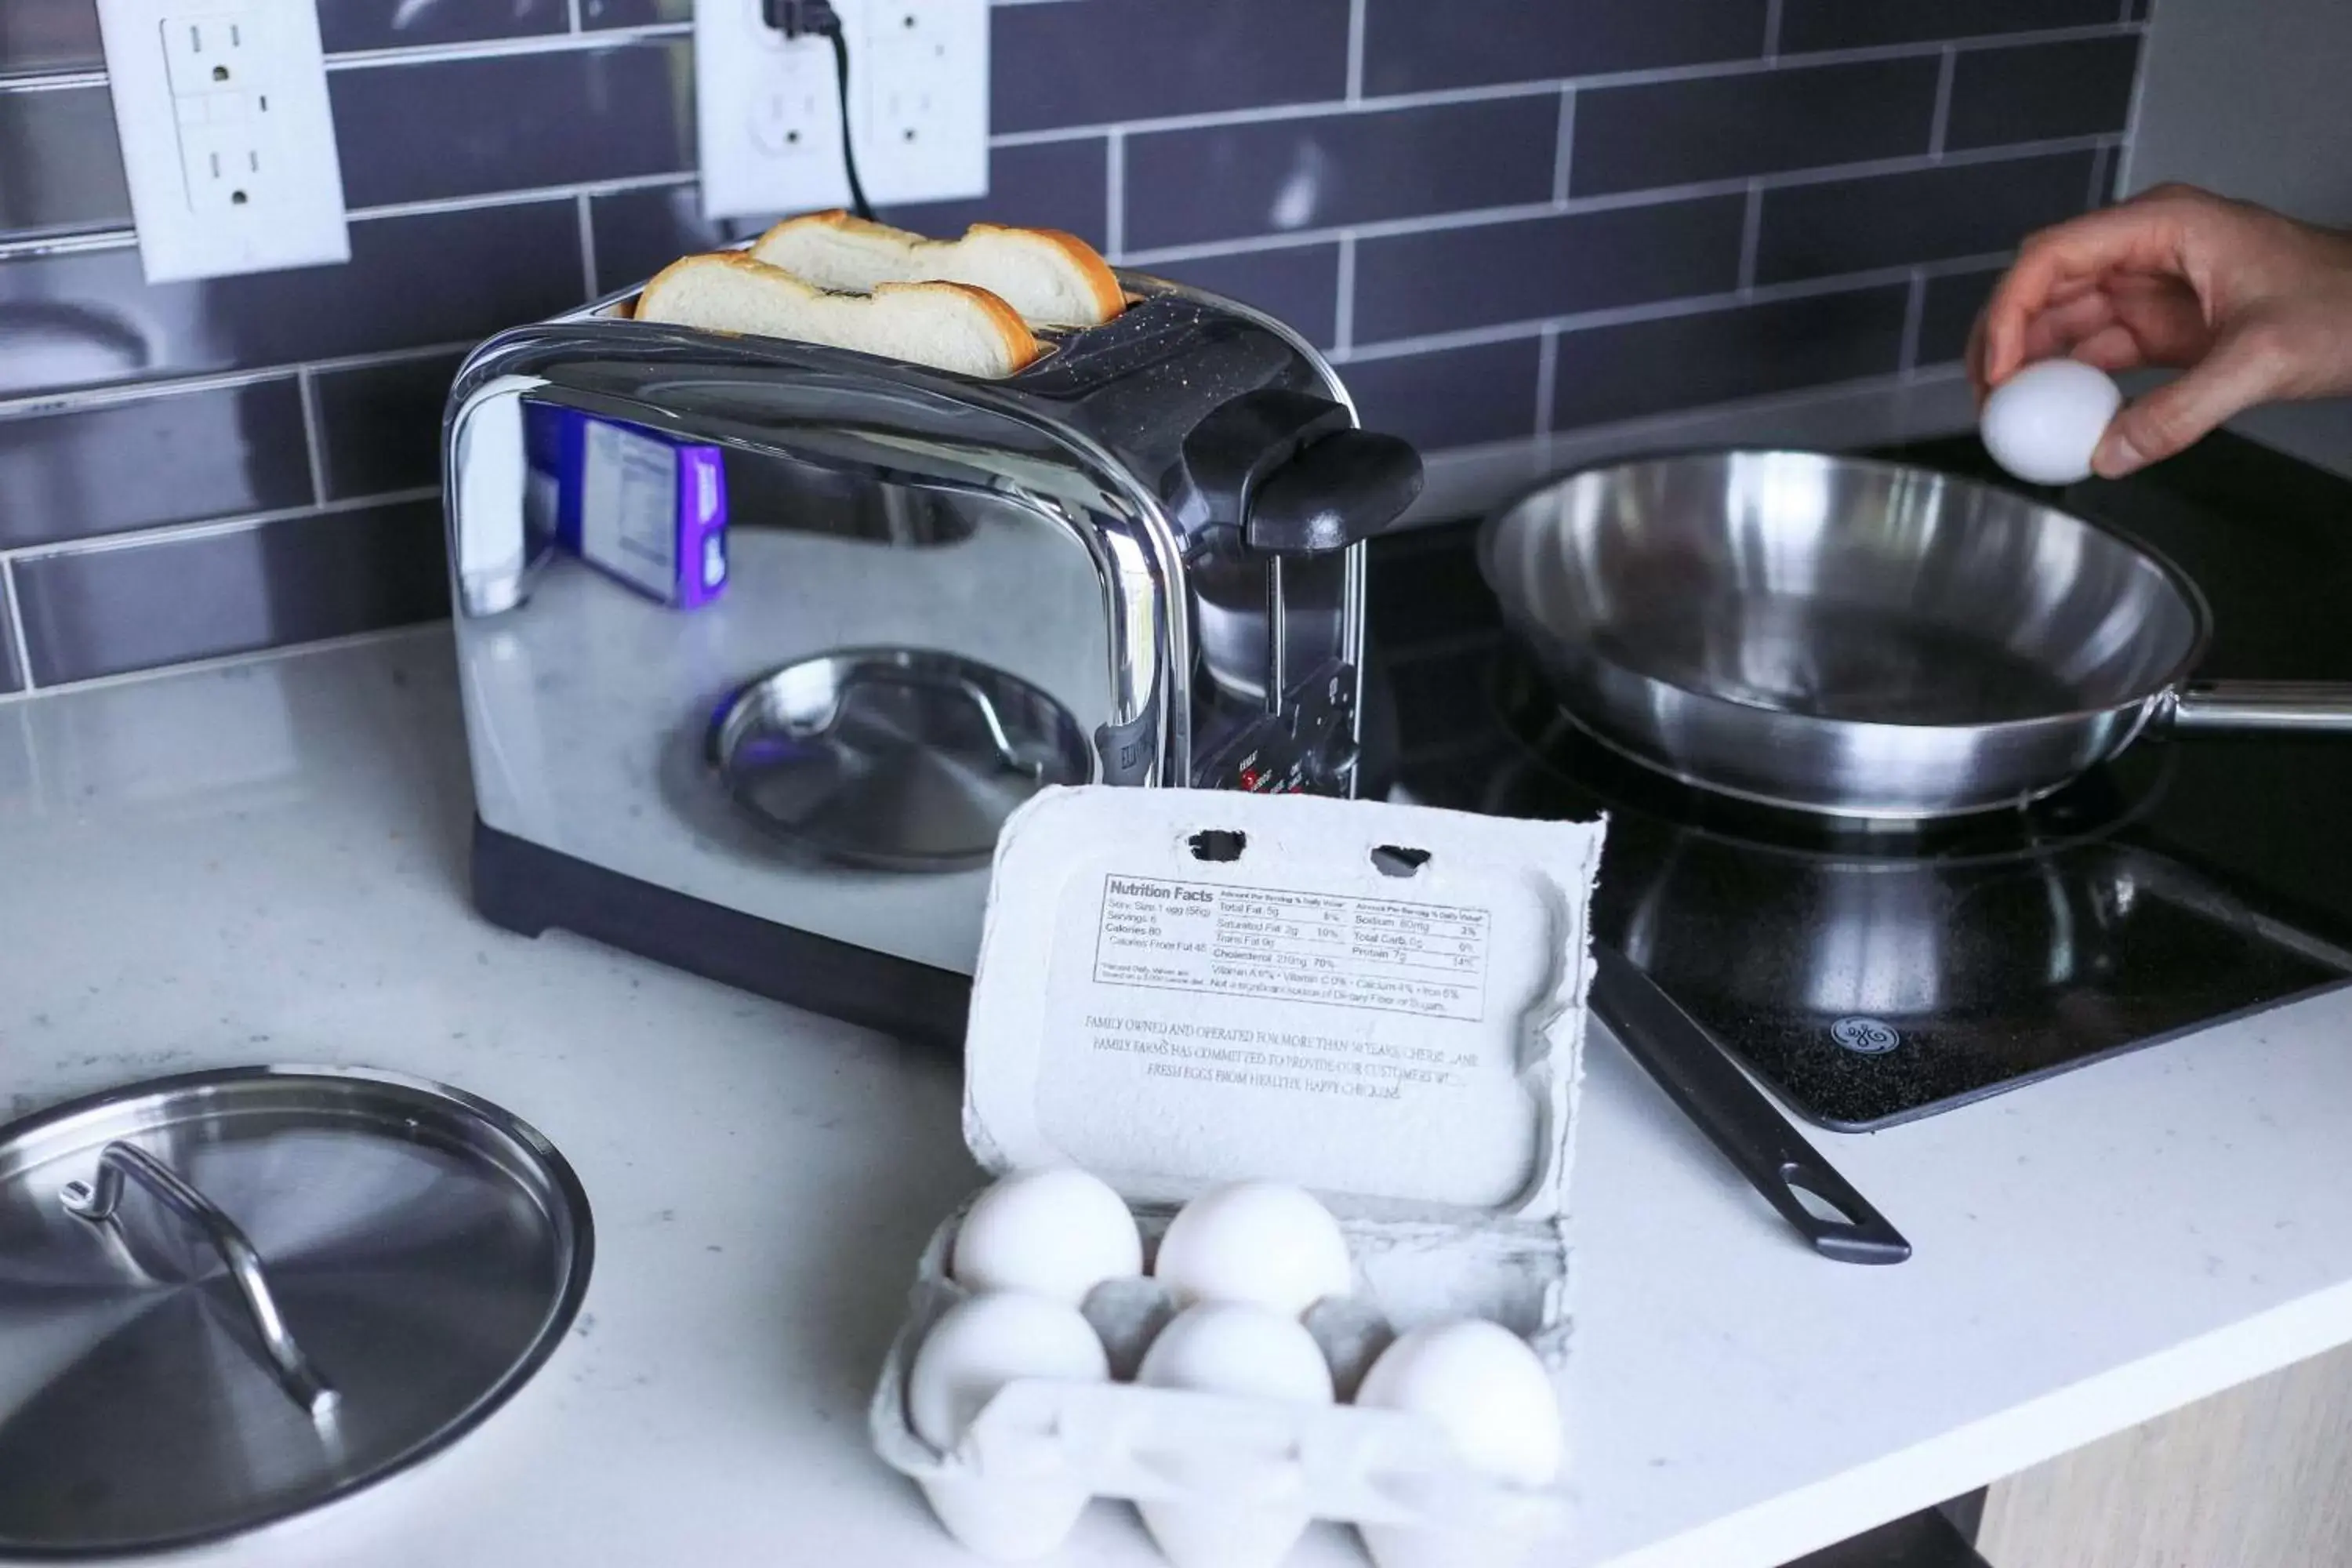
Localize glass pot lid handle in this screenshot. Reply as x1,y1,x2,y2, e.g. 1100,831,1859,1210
62,1141,342,1421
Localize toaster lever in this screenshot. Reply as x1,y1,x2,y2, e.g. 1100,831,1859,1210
1245,430,1423,557
1178,388,1425,557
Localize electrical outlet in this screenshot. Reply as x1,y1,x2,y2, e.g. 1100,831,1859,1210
855,0,986,205
695,0,987,224
96,0,347,282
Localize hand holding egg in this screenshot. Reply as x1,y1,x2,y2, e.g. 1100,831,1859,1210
1980,358,2125,486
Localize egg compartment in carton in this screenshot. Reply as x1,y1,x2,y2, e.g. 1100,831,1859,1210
869,786,1608,1559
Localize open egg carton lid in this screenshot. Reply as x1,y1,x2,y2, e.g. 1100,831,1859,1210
869,786,1607,1544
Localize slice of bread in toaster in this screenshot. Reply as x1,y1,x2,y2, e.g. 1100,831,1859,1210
634,252,1042,377
752,210,1125,328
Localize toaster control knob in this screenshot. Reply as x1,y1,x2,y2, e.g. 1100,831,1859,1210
1178,389,1425,556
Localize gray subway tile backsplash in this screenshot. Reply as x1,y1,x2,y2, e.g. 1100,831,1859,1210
1777,0,2120,53
313,350,466,501
14,498,448,686
992,0,1348,135
1944,35,2143,153
0,201,584,401
1142,245,1343,352
1552,285,1910,431
0,0,2151,688
1570,56,1941,197
1124,96,1561,253
1362,0,1766,96
317,0,568,55
1352,197,1746,346
0,86,133,241
0,379,313,549
0,573,21,694
1752,151,2099,285
331,43,696,209
1918,266,2006,368
0,1,102,74
1344,339,1545,453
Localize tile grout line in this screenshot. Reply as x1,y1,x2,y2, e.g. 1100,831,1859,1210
2,488,443,566
1345,0,1366,103
0,68,109,94
1533,328,1560,437
1551,88,1576,205
1762,0,1784,59
323,21,689,71
1333,232,1357,355
2087,144,2114,209
2113,20,2156,198
1736,182,1764,294
1116,132,2117,263
985,21,2145,147
7,129,2124,268
1,561,36,695
575,191,601,299
1928,45,1957,160
348,170,691,223
296,368,331,508
1104,130,1126,260
1340,252,2009,364
0,342,477,423
0,622,446,709
1898,268,1928,372
568,0,584,31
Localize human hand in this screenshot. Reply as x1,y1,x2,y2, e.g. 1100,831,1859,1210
1968,183,2352,477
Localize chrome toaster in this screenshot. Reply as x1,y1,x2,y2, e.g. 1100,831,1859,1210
441,268,1423,1043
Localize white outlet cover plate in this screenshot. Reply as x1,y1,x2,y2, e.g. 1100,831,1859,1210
96,0,349,283
695,0,987,224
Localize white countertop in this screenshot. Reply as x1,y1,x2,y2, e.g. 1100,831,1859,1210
5,629,2352,1568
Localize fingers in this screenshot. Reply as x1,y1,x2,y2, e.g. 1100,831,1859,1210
2068,324,2147,374
2092,318,2292,477
1980,201,2195,388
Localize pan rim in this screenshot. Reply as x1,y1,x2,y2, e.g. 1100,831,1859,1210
1475,444,2217,735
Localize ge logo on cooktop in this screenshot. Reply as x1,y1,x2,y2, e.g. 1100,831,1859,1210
1831,1017,1901,1054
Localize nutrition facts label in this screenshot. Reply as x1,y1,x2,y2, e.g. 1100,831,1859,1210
1091,875,1491,1022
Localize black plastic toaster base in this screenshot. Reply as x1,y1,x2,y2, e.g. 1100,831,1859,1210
470,818,971,1049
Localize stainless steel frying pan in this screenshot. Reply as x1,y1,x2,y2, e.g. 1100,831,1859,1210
1481,449,2352,818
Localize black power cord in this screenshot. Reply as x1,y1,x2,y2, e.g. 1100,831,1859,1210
760,0,876,221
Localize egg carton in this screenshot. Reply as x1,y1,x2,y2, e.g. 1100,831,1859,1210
868,786,1607,1562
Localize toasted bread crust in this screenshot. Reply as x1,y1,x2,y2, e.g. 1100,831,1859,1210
635,252,1042,375
966,222,1125,320
874,278,1044,371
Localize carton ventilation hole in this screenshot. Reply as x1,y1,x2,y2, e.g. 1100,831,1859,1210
1187,829,1246,863
1370,844,1430,878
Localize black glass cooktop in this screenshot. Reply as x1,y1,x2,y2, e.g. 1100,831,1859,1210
1370,432,2352,1130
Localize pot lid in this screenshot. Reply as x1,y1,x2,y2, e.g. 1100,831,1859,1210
0,1065,593,1557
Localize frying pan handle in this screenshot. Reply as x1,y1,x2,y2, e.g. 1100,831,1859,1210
1588,946,1911,1265
2161,681,2352,735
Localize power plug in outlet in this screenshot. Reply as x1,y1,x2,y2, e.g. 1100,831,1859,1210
97,0,347,281
696,0,986,223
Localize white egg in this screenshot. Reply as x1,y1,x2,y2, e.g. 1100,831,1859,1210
1355,1319,1563,1568
1152,1180,1354,1317
1355,1319,1561,1485
1136,1303,1336,1568
1980,358,2124,485
950,1166,1143,1307
906,1294,1109,1561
